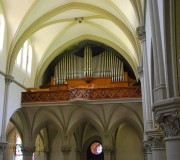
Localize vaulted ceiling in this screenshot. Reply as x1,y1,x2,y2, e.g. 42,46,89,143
1,0,144,86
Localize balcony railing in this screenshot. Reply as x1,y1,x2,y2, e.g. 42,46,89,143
22,87,141,103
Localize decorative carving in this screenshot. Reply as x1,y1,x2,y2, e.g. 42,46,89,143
21,146,35,156
103,146,112,154
136,26,146,42
22,87,141,103
5,75,14,85
144,141,152,153
0,142,7,151
137,66,144,78
147,134,165,149
61,146,71,155
156,110,180,137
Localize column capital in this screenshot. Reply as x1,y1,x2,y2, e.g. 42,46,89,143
156,110,180,138
153,98,180,138
75,147,81,153
43,147,49,153
103,145,112,154
5,75,14,85
144,140,152,153
0,141,7,150
146,129,165,149
21,146,35,156
61,146,71,154
136,26,146,42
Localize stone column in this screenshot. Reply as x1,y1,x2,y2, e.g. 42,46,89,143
154,99,180,160
103,146,111,160
0,75,13,159
61,146,71,160
43,148,49,160
144,141,152,160
137,26,153,130
147,129,166,160
21,146,35,160
148,0,167,101
138,67,148,137
75,148,81,160
0,142,7,160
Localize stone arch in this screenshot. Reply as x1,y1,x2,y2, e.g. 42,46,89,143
7,2,139,75
108,117,143,146
8,108,31,144
35,34,138,86
32,119,63,144
67,117,104,146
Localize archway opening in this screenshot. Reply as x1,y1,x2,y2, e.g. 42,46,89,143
87,141,104,160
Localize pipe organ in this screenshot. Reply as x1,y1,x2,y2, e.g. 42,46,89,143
54,47,125,85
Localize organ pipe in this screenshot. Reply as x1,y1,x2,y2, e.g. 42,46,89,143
54,48,125,84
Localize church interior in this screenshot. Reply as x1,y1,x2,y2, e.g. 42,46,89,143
0,0,180,160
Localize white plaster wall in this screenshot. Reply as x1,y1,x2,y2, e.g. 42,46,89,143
12,51,36,87
115,123,144,160
6,82,25,129
0,74,5,137
0,4,8,73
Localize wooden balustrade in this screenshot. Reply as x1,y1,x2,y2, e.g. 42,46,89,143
22,87,141,103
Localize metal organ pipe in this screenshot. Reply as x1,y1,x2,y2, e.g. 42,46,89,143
54,48,125,85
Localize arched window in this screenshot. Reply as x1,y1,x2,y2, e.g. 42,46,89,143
15,135,23,160
16,40,33,75
0,14,5,51
87,141,104,160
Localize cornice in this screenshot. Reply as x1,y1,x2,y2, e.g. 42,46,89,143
21,98,142,108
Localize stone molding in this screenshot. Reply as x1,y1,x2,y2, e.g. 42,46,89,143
153,98,180,138
136,26,146,42
5,75,14,85
21,146,35,156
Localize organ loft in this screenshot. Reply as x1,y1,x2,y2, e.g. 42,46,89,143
23,41,141,103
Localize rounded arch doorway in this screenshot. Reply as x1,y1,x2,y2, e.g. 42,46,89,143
87,141,104,160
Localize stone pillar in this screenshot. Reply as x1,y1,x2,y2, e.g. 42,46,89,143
137,26,153,130
111,147,115,160
76,148,81,160
21,146,35,160
103,146,111,160
0,75,13,159
61,146,71,160
43,148,49,160
154,99,180,160
150,134,166,160
148,0,167,101
0,75,14,142
0,142,7,160
144,141,152,160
